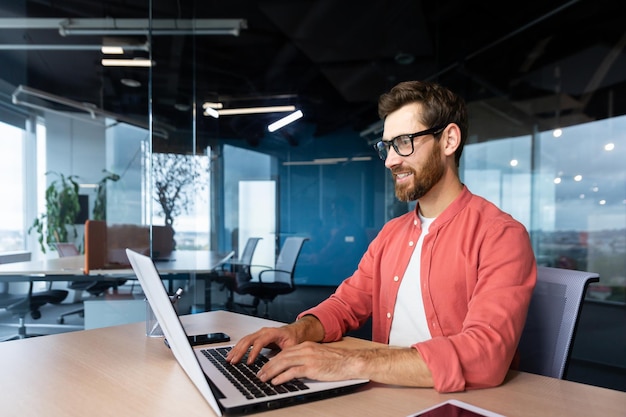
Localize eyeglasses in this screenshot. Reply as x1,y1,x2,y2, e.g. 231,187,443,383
374,124,447,160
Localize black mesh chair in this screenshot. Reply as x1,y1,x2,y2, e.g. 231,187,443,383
0,282,69,341
0,252,68,341
55,243,126,324
234,237,308,318
210,237,263,310
518,266,599,379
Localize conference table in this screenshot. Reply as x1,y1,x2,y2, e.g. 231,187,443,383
0,310,623,416
0,250,235,327
0,250,235,281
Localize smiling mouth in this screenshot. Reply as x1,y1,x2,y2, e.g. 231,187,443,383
394,172,413,182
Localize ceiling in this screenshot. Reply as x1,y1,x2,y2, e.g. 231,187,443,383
1,0,625,156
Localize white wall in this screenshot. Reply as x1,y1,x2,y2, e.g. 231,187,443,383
45,112,107,185
38,112,107,260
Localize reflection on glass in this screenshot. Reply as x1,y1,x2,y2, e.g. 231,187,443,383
151,152,210,250
462,116,626,304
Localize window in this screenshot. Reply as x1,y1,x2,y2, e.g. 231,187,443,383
0,121,26,252
462,116,626,304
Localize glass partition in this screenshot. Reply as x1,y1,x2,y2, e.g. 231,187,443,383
462,117,626,305
0,1,624,308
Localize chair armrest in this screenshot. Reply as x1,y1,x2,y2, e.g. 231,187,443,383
257,269,290,283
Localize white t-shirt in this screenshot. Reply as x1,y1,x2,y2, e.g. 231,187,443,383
388,213,435,347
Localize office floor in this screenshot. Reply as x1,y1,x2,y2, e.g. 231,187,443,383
1,283,624,393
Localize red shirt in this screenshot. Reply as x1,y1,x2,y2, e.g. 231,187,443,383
299,186,536,392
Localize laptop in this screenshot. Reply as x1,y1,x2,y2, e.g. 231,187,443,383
125,248,369,416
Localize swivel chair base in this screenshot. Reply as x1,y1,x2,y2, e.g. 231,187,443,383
0,316,45,342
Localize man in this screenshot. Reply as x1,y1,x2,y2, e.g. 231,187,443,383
227,80,536,393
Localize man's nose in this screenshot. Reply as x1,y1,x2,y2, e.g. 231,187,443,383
384,146,402,169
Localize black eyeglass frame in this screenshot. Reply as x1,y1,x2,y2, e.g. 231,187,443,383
374,124,447,160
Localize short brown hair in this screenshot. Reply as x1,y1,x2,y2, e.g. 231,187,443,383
378,81,468,167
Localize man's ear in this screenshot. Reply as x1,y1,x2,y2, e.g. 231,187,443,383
441,123,461,157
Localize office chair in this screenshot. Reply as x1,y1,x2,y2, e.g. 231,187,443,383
210,237,263,310
56,243,126,324
517,266,599,379
0,253,68,341
234,237,308,318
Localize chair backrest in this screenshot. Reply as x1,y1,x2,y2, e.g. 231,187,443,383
517,266,599,379
271,237,308,285
55,243,80,257
239,237,263,268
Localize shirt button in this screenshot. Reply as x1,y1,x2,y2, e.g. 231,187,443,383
409,241,414,247
414,219,418,226
393,276,399,282
387,312,392,319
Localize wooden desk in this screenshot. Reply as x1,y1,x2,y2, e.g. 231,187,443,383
0,311,624,416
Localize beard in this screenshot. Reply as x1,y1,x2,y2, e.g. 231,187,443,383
394,141,445,202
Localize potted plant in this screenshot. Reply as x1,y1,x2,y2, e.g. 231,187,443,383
92,169,121,221
29,171,81,254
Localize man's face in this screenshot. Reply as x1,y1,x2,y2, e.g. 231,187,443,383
383,103,445,202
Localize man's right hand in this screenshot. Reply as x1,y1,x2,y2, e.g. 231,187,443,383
226,315,324,365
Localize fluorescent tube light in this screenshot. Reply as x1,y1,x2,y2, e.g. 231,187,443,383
101,58,154,67
203,107,220,118
218,105,296,116
313,157,349,164
66,28,240,36
101,46,124,54
268,110,303,132
202,102,224,109
282,156,372,166
55,18,247,37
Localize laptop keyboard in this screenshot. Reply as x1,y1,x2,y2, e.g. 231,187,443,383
201,346,310,400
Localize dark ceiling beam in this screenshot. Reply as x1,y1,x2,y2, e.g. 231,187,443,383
578,31,626,113
426,0,582,82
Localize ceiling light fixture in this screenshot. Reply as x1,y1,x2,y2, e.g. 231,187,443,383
203,107,219,118
218,105,296,116
57,18,247,37
101,46,124,54
0,43,147,51
268,110,303,132
101,58,154,67
202,102,224,110
12,84,169,138
283,156,372,166
120,78,141,88
202,103,297,118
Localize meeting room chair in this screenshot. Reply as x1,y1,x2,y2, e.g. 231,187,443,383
55,243,126,324
517,266,600,379
210,237,263,310
234,236,308,318
0,252,68,341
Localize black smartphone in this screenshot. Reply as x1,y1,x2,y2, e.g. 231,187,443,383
164,332,230,349
187,332,230,345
